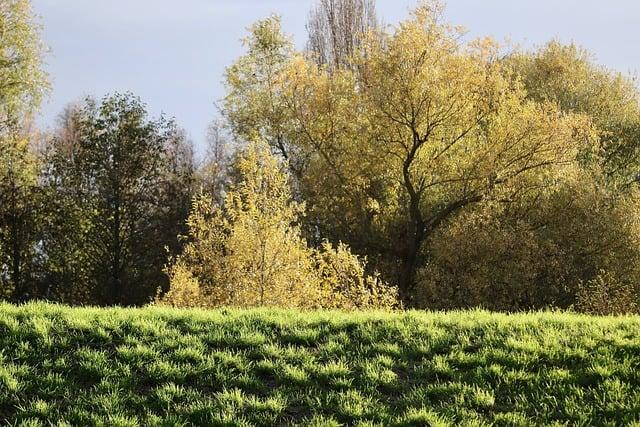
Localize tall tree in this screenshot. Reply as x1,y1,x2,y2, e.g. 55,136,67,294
306,0,380,71
42,94,194,305
0,0,48,301
223,16,307,172
0,0,47,133
0,130,41,300
224,2,592,302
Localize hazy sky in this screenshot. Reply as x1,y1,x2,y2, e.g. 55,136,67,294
32,0,640,150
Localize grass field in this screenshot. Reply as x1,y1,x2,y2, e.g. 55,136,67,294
0,303,639,426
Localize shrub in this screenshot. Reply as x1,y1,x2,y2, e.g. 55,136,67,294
157,262,206,308
157,141,399,310
415,171,640,311
314,242,399,310
575,271,638,315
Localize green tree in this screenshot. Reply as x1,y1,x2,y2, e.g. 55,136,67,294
0,132,41,300
0,0,47,132
222,17,304,170
42,94,194,305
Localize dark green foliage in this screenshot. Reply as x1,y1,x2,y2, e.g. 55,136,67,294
39,94,195,305
1,303,639,425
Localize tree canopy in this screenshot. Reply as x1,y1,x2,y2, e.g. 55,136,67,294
222,3,601,305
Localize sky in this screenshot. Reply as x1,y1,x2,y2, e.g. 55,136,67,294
32,0,640,151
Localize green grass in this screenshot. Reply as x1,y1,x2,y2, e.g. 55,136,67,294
0,303,639,426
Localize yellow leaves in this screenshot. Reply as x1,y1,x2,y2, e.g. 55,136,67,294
218,0,625,305
242,15,293,55
506,40,640,183
314,241,398,310
160,141,399,310
416,163,640,311
157,263,204,309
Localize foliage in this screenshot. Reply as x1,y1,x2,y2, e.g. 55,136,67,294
161,141,320,308
575,271,639,315
0,132,41,300
40,94,195,305
0,0,48,301
1,303,640,425
223,17,295,161
507,41,640,187
416,168,640,311
1,0,639,314
224,1,593,303
0,0,48,131
314,241,399,310
159,141,397,310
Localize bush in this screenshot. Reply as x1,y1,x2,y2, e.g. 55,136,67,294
157,141,399,310
575,271,638,315
415,171,640,311
157,262,205,308
314,241,399,310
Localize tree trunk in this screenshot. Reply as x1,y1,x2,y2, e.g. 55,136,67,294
397,219,425,303
398,138,425,303
397,193,483,304
110,195,122,305
9,179,23,303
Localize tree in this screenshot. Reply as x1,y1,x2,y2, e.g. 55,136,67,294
0,0,48,301
233,2,591,301
222,17,297,163
42,94,194,305
306,0,380,71
507,41,640,188
160,140,397,309
0,0,47,133
0,130,41,300
408,41,640,311
162,141,319,308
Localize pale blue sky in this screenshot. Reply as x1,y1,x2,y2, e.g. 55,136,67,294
33,0,640,150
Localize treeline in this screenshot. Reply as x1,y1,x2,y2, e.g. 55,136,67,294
2,0,640,312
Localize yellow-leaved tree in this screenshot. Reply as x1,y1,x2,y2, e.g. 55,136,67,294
506,41,640,188
158,140,398,310
273,2,591,300
220,1,637,311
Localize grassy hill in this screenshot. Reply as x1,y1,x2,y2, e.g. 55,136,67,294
0,304,639,426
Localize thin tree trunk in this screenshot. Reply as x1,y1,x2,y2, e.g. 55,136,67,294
397,219,425,302
10,179,23,302
111,194,122,305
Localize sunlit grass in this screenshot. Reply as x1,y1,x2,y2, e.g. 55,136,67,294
0,303,639,425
